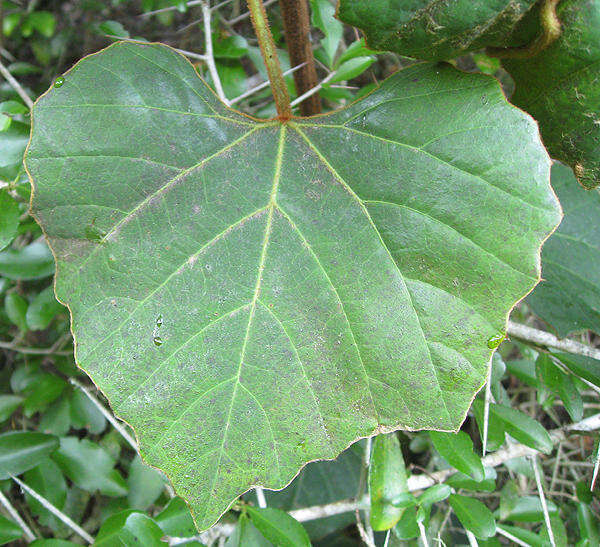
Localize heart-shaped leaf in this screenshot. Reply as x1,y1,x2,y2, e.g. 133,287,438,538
25,42,560,529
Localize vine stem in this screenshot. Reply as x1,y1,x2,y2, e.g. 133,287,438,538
246,0,292,119
278,0,321,116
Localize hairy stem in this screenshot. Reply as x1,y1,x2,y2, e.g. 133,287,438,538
487,0,562,59
246,0,292,119
278,0,321,116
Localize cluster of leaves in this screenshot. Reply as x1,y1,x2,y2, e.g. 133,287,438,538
1,0,600,545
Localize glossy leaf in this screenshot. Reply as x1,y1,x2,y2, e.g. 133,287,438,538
336,0,537,61
536,353,583,421
498,495,558,522
369,433,408,531
449,494,496,538
0,395,23,423
4,292,28,333
311,0,343,68
25,42,560,528
0,241,54,280
446,466,497,492
24,458,67,530
553,352,600,388
127,455,165,510
504,0,600,189
430,430,484,481
155,497,197,538
528,163,600,336
26,286,65,331
488,403,553,454
0,431,59,479
95,510,166,546
0,191,19,252
246,506,310,547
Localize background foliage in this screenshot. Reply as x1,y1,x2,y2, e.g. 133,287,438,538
0,0,599,545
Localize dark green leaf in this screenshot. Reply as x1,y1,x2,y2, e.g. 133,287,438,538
39,397,71,436
0,395,23,423
448,494,496,538
25,42,560,529
472,398,506,452
528,163,600,335
246,506,310,547
578,503,600,544
329,56,375,83
417,483,451,506
430,430,484,481
369,433,408,530
51,437,127,496
0,191,19,251
30,541,80,546
213,35,249,59
497,525,544,547
24,458,67,530
488,404,553,454
498,495,558,522
69,389,106,434
336,0,537,61
310,0,343,68
0,120,28,181
226,513,272,547
445,467,496,492
22,374,67,417
504,2,600,189
0,431,59,479
0,241,54,280
536,353,583,421
26,11,56,38
4,292,28,333
95,510,166,546
554,352,600,388
393,506,419,540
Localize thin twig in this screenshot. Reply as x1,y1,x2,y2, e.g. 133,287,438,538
0,58,33,108
482,376,492,455
0,489,36,542
418,521,430,547
201,1,228,105
0,341,72,356
466,530,478,547
591,438,600,490
507,321,600,360
531,455,556,547
11,476,94,544
229,62,305,105
69,378,138,451
496,526,531,547
290,71,336,108
255,487,267,508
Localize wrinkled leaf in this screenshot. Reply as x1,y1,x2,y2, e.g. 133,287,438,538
528,163,600,335
504,0,600,189
336,0,537,61
25,42,560,529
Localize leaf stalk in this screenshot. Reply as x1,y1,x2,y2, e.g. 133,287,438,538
246,0,292,120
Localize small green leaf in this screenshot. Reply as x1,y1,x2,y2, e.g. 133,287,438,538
246,506,310,547
0,513,22,545
0,120,28,181
498,495,558,523
127,455,165,510
4,292,28,333
26,286,65,331
417,483,451,506
98,20,130,39
69,389,107,434
22,374,67,417
226,513,272,547
472,398,506,452
336,39,377,67
0,431,59,479
554,352,600,388
39,397,71,436
489,404,553,454
2,13,22,37
369,433,409,531
430,430,484,481
155,497,197,538
0,241,54,280
24,458,67,530
310,0,343,68
0,395,23,423
499,480,520,520
25,11,56,38
30,540,80,546
0,191,20,251
95,510,166,546
213,35,249,59
330,56,375,83
536,353,583,421
578,502,600,544
393,505,419,540
446,467,496,492
449,494,496,538
51,437,127,497
497,525,544,547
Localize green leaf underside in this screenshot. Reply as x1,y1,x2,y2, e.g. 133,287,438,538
26,43,560,530
527,162,600,336
336,0,538,61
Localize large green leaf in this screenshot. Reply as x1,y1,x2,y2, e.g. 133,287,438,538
527,162,600,335
336,0,537,61
25,42,560,529
504,0,600,189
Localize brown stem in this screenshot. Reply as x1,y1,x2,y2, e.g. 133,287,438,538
247,0,292,119
278,0,321,116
